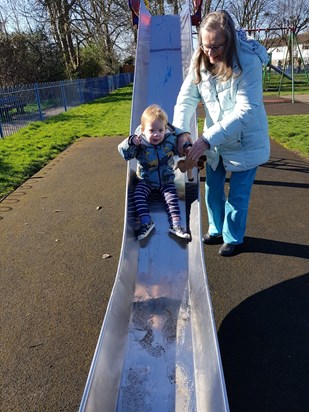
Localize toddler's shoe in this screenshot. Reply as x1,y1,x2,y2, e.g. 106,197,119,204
169,224,190,239
137,221,155,240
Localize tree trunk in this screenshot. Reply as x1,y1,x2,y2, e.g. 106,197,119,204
44,0,78,77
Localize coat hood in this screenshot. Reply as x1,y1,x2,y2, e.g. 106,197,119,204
236,29,270,65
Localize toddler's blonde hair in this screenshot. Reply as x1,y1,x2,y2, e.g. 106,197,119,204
141,104,168,129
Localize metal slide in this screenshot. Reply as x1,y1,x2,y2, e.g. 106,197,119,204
268,64,292,81
79,2,229,411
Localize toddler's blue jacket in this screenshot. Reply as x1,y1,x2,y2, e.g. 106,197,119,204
118,124,182,189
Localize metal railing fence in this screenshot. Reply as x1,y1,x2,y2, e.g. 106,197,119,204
0,73,134,138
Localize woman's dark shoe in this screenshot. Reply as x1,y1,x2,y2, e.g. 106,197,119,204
202,232,222,245
218,243,238,257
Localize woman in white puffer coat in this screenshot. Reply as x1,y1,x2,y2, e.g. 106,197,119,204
173,10,270,256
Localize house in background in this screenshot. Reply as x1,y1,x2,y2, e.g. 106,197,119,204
266,31,309,71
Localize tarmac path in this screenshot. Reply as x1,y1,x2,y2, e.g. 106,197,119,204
0,98,308,411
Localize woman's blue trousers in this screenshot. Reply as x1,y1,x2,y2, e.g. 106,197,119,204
205,158,257,244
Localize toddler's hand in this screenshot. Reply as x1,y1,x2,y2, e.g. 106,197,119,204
183,141,193,156
132,134,141,145
177,133,192,156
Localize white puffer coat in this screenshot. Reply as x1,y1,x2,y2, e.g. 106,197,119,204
173,30,270,172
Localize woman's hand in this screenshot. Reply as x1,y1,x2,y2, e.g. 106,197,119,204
186,138,210,162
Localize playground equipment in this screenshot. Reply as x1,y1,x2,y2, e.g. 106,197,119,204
278,22,309,101
267,62,292,81
252,23,309,102
128,0,203,27
79,1,229,411
191,0,202,26
128,0,140,26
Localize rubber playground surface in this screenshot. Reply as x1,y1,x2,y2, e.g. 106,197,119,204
0,96,308,411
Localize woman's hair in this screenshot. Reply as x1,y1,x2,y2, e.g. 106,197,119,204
141,104,168,129
193,10,242,83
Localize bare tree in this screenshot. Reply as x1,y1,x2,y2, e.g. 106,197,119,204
264,0,309,34
226,0,272,31
262,0,309,67
35,0,79,76
75,0,135,73
202,0,226,16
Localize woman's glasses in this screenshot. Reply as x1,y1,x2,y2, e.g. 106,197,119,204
200,43,226,52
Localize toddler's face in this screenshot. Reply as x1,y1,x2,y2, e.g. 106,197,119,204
142,119,166,145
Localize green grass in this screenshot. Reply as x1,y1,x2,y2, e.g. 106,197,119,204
198,113,309,159
268,115,309,156
263,72,309,94
0,85,133,198
0,82,308,199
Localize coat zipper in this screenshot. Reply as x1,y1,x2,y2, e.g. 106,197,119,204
155,146,162,186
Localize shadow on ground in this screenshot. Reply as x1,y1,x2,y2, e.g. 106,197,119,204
218,273,309,412
241,236,309,259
